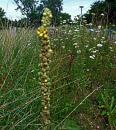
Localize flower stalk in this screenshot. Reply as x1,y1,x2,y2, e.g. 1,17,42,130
37,8,53,130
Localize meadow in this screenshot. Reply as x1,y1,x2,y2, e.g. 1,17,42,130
0,23,116,130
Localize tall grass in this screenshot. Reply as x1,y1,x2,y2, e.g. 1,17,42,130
0,24,116,130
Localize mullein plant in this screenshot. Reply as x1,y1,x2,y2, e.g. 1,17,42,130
37,8,53,130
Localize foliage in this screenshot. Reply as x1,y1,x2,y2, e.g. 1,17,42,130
0,7,6,28
0,23,116,130
98,90,116,129
57,12,71,25
14,0,63,26
62,119,81,130
84,0,116,25
14,0,39,15
0,7,5,19
14,0,42,26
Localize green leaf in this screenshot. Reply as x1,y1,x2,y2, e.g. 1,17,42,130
110,96,114,111
62,119,81,130
101,111,107,116
98,105,105,108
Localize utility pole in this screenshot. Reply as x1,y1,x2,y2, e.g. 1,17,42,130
79,6,84,26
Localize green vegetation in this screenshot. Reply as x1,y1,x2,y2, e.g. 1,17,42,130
0,7,6,28
1,0,116,28
84,0,116,25
0,23,116,129
0,0,116,129
14,0,63,26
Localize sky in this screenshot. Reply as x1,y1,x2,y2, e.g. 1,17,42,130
0,0,98,20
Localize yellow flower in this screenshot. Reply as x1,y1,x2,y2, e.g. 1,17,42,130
43,30,48,34
44,34,48,39
39,33,43,37
49,14,52,18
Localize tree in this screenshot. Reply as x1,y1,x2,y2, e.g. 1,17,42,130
105,0,116,24
0,7,6,28
14,0,63,26
84,0,116,26
14,0,39,15
14,0,42,26
58,12,71,25
0,7,5,19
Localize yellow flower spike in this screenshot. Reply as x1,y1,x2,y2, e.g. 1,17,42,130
37,8,53,130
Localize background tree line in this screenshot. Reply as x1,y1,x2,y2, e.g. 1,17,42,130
0,0,71,28
0,0,116,28
84,0,116,26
